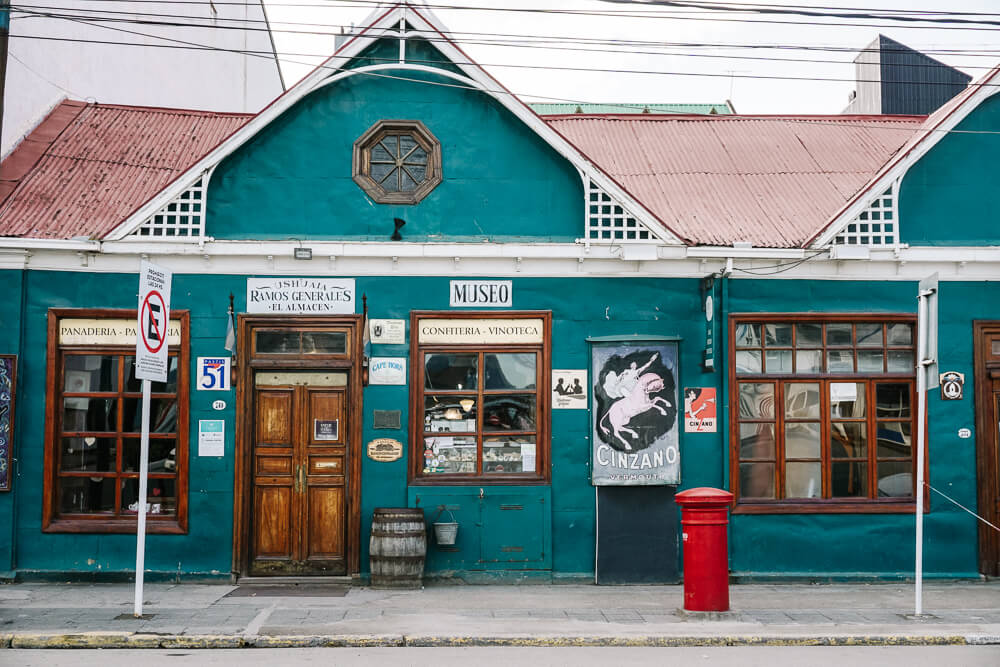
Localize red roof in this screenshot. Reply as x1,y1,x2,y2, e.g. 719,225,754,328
545,114,924,247
0,101,251,239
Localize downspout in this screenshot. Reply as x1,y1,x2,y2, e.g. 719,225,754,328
9,267,26,573
719,257,732,491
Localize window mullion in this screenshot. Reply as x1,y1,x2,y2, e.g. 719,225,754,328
477,351,485,476
776,381,785,500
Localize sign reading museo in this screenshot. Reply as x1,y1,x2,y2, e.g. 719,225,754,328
247,278,355,314
450,280,512,307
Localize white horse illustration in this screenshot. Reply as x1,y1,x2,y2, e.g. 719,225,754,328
599,372,671,451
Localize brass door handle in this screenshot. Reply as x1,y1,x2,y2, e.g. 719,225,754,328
297,465,307,493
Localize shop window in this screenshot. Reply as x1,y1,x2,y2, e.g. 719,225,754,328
731,315,918,512
352,120,442,205
410,313,550,483
43,310,189,533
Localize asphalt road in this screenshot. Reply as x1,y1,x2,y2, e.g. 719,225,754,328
3,646,999,666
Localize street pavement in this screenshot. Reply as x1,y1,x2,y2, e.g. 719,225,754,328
1,580,999,648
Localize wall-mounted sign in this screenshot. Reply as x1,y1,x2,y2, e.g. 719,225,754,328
212,400,227,410
702,277,717,372
417,318,543,345
373,410,402,429
367,438,404,462
59,319,182,347
198,420,225,457
552,370,587,409
958,428,972,439
314,419,339,441
450,280,512,307
591,341,680,486
197,357,231,391
369,357,406,385
0,355,17,492
939,371,964,400
247,278,355,314
684,387,717,433
370,319,406,345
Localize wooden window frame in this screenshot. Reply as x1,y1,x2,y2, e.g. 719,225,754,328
408,311,551,485
352,119,443,205
729,313,927,514
43,308,190,534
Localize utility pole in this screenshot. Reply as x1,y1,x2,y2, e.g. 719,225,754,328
0,0,9,147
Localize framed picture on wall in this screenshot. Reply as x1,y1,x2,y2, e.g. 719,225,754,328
0,355,17,492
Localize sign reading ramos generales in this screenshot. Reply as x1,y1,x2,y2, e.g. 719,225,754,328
247,278,355,314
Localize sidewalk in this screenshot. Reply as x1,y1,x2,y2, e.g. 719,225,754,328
1,580,999,648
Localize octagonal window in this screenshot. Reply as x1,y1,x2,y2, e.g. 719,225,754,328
353,120,442,205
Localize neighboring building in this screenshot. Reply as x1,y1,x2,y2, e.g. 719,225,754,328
529,102,735,115
2,0,285,156
844,34,971,115
1,2,998,583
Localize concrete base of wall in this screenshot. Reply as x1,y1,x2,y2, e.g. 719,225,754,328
13,570,234,584
730,571,984,584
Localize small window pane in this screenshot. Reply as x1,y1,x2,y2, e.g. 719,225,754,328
785,462,821,498
826,323,852,346
795,323,822,347
887,323,913,346
125,356,177,393
877,461,913,497
123,438,177,473
483,437,536,474
123,398,177,434
830,382,866,418
858,350,884,373
827,350,854,373
887,350,914,373
371,141,394,162
483,395,536,432
62,398,117,432
406,146,428,166
785,383,820,419
784,422,821,458
398,134,417,157
795,350,822,374
765,350,792,374
405,163,427,183
59,477,115,514
64,355,117,392
424,395,477,433
856,323,883,347
370,162,395,184
399,170,417,192
739,462,775,499
877,421,911,458
60,437,117,472
424,353,477,390
255,331,299,354
422,435,477,474
735,350,762,374
302,332,347,355
739,423,775,459
832,461,867,498
738,383,774,419
121,477,176,516
484,353,536,390
832,422,867,458
764,323,792,347
734,323,761,348
876,384,911,418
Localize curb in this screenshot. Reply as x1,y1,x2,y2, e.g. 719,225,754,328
2,632,987,648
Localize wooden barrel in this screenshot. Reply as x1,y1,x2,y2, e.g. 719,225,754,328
369,508,426,589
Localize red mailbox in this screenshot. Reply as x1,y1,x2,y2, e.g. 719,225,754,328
675,487,734,612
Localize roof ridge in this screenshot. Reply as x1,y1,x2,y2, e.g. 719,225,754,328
66,99,256,118
45,152,180,172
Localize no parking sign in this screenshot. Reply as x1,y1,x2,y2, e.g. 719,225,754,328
135,261,172,383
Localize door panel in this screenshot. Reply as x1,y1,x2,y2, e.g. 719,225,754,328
306,486,345,561
257,391,293,443
253,486,294,559
974,324,1000,577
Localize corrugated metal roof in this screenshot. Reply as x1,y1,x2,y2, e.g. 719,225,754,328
546,114,924,247
0,101,251,239
529,102,734,115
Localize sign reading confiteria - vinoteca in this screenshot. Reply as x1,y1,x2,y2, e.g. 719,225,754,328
417,318,544,345
247,278,355,314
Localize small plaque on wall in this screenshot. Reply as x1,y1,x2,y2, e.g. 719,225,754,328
373,410,402,429
370,319,405,345
367,438,403,462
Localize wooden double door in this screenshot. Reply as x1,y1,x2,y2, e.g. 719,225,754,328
975,323,1000,577
250,372,349,575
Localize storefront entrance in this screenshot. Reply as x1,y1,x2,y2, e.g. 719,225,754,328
974,322,1000,576
233,318,363,578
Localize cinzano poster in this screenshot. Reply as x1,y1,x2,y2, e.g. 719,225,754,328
591,341,680,486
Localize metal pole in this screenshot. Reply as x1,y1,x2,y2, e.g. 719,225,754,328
0,0,10,146
914,291,928,617
134,378,151,617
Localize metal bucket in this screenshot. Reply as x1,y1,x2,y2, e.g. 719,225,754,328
369,508,426,589
433,521,458,545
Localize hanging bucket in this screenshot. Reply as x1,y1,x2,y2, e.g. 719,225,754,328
432,507,459,546
369,508,426,589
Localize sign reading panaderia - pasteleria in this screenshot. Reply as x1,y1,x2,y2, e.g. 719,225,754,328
59,319,182,346
591,341,680,486
247,278,355,314
417,318,544,345
449,280,512,307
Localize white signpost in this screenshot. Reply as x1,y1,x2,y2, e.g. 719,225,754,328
134,260,172,618
914,274,938,617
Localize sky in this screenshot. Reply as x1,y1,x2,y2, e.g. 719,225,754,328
263,0,1000,114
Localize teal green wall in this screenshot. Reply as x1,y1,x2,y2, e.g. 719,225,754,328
726,279,985,579
206,67,583,243
0,270,24,574
899,92,1000,246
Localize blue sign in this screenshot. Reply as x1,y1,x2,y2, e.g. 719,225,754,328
197,357,231,391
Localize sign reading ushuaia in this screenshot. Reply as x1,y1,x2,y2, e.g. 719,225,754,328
247,278,355,314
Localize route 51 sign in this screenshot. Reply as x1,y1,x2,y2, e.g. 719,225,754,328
197,357,231,391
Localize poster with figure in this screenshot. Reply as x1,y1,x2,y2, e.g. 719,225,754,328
0,356,15,492
684,387,717,433
591,342,679,485
552,370,587,409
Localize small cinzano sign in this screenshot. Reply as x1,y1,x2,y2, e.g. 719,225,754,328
450,280,512,307
247,278,355,314
369,357,407,385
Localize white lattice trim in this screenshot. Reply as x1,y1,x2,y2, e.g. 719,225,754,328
130,177,206,239
834,180,899,247
586,179,656,243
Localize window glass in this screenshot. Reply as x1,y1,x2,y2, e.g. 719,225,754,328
855,323,883,347
255,331,299,354
734,323,761,348
424,395,477,433
424,353,477,390
739,423,775,459
422,435,477,475
484,353,536,390
739,462,775,499
795,350,822,374
764,323,792,347
735,350,762,374
484,437,536,474
739,383,774,419
826,323,852,346
765,350,792,374
64,355,117,393
302,332,346,354
795,323,822,347
483,395,536,431
60,437,117,472
785,383,819,420
785,462,821,498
